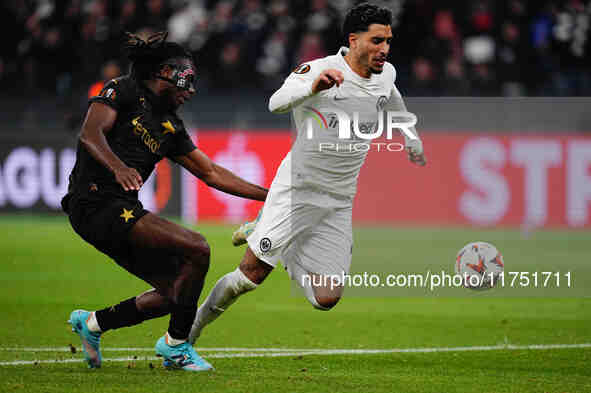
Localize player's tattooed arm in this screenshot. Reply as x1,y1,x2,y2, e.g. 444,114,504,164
79,102,143,191
175,149,268,201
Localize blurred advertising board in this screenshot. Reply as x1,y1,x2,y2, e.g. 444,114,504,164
1,131,590,228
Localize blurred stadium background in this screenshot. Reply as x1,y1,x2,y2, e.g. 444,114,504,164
2,0,591,99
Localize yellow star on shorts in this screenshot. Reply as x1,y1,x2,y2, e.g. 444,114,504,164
120,208,135,223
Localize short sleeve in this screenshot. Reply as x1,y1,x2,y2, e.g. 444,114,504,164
166,126,197,158
88,78,132,112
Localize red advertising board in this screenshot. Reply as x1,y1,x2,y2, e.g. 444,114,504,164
355,133,591,228
190,130,292,221
186,131,591,228
5,130,588,227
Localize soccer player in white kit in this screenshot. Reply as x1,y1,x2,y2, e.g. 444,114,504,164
187,3,427,346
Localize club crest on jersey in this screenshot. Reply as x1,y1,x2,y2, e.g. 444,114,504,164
293,63,311,74
101,88,116,100
260,237,272,253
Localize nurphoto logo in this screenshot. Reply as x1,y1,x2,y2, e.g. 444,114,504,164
303,107,418,153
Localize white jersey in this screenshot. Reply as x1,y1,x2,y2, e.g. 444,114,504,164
268,47,400,199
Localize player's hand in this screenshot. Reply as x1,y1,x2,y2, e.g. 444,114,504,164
114,166,143,191
406,138,426,166
312,69,344,94
407,149,427,166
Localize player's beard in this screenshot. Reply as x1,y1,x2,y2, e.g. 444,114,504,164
369,55,385,75
360,51,384,75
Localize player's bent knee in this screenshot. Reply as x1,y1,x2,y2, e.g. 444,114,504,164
309,295,340,311
184,235,211,271
188,234,210,258
194,239,211,259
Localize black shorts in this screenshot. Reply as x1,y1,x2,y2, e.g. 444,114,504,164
63,191,149,261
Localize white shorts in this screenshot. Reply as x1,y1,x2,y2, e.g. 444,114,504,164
247,181,353,278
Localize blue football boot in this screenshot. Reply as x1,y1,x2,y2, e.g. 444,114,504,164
155,336,213,372
68,310,102,368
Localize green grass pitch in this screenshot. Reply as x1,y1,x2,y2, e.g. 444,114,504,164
0,215,589,393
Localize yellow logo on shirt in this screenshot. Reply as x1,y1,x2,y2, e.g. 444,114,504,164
131,116,161,153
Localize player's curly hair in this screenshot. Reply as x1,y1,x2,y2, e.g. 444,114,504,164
124,31,193,81
342,3,393,42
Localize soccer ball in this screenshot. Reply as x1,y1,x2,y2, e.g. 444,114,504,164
455,242,504,290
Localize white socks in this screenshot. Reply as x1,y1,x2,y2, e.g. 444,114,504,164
86,312,102,333
166,332,186,346
188,267,257,344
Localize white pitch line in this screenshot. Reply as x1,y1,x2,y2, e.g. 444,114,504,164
0,357,160,366
0,343,590,366
0,347,314,353
1,343,591,353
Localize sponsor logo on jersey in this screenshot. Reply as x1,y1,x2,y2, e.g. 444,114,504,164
131,116,161,154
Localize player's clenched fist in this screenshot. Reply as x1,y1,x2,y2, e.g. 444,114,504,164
406,139,427,166
407,149,427,166
114,165,143,191
312,69,344,94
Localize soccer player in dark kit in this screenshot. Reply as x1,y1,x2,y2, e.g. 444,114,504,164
61,32,268,372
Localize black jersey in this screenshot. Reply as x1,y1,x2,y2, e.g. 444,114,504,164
64,75,196,204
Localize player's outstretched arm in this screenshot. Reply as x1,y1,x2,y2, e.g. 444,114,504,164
79,102,144,191
175,149,268,201
268,68,344,113
388,86,427,167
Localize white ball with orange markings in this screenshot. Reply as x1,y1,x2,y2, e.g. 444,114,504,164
455,242,504,290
